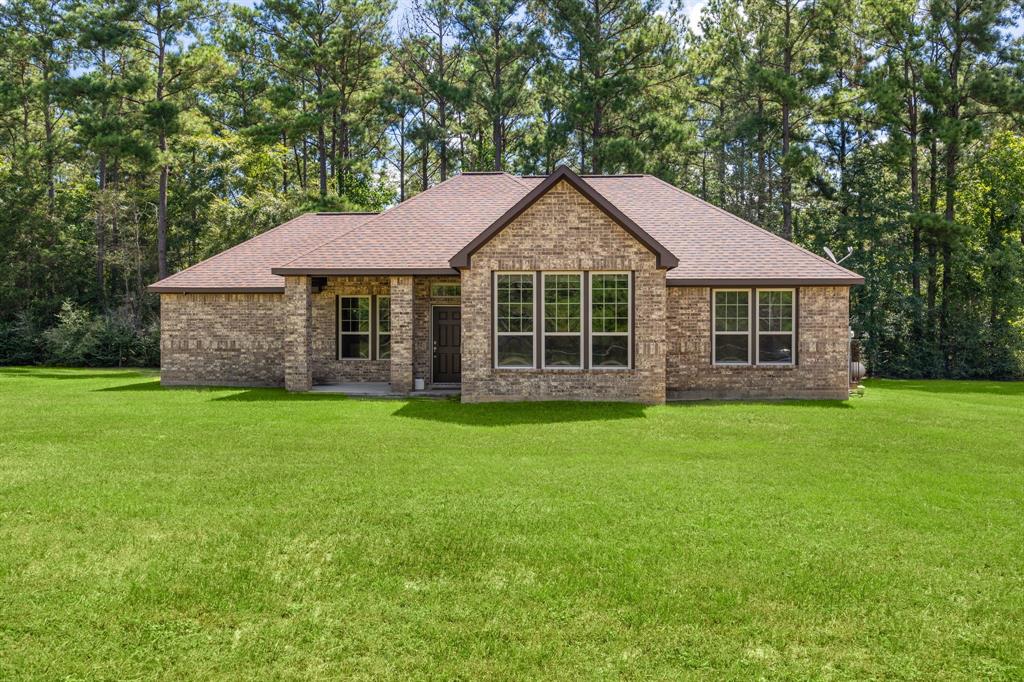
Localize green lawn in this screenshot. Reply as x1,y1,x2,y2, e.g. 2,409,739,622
1,368,1022,680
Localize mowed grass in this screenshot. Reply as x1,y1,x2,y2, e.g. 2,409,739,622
0,368,1022,680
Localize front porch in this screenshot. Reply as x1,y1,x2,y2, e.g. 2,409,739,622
283,274,462,395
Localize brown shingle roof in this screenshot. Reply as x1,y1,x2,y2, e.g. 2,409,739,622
582,175,863,285
151,168,862,291
273,173,532,275
147,212,374,293
272,169,861,285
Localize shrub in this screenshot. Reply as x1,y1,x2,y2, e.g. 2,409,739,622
38,301,159,368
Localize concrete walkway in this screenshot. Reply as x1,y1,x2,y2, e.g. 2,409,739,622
309,382,460,398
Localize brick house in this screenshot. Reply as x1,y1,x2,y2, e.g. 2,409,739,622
149,166,863,403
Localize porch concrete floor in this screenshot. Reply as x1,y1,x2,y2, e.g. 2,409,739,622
309,382,460,398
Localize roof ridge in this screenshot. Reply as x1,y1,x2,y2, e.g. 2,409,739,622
643,175,860,278
152,212,318,286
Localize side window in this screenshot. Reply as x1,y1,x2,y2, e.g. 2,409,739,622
495,273,534,368
757,290,795,364
339,296,371,359
377,296,391,360
713,290,750,364
543,273,582,368
590,273,630,368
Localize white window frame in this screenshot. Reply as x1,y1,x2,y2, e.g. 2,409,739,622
756,288,796,366
541,272,583,369
376,295,391,360
712,288,752,366
494,271,536,369
338,295,371,360
589,271,632,370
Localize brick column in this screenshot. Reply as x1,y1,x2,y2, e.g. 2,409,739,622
284,275,312,392
389,275,414,394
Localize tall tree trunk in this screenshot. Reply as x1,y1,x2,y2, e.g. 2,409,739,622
926,136,938,328
906,58,921,297
756,98,766,225
96,154,107,306
156,24,169,281
316,71,327,199
282,131,289,192
780,0,794,240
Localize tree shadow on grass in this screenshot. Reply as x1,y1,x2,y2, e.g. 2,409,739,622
214,388,351,402
868,379,1024,397
392,399,647,426
96,380,166,392
0,367,155,381
666,398,853,409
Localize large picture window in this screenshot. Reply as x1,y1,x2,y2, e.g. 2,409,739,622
377,296,391,360
757,289,795,364
339,296,371,359
543,273,582,368
495,273,534,368
713,290,750,364
590,273,630,368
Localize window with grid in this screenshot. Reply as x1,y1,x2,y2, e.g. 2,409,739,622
757,290,794,363
543,273,582,368
713,290,750,364
339,296,370,359
495,273,534,368
590,273,630,368
377,296,391,360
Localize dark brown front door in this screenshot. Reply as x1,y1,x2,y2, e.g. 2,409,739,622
432,306,461,383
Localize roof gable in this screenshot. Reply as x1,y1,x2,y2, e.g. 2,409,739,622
449,166,679,269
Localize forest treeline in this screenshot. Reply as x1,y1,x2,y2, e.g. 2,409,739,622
1,0,1022,375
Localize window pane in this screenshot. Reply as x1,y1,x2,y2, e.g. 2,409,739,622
378,334,391,360
431,283,461,297
544,335,581,367
758,290,793,332
340,297,370,333
341,333,370,359
591,274,629,334
715,334,749,363
714,291,749,332
758,334,793,363
592,335,628,367
544,274,581,333
497,275,533,334
377,297,390,334
497,335,533,367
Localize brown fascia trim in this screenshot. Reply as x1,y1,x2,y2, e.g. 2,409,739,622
449,165,679,270
270,267,458,276
667,276,865,286
147,285,285,294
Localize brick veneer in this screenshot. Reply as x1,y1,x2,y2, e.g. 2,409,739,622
159,292,285,387
284,275,313,391
460,180,667,404
389,276,414,393
665,285,850,400
311,276,390,384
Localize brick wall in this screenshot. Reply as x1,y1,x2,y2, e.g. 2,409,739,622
666,286,850,400
461,180,667,403
311,276,390,384
159,292,285,387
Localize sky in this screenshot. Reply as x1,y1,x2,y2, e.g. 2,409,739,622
226,0,1021,39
